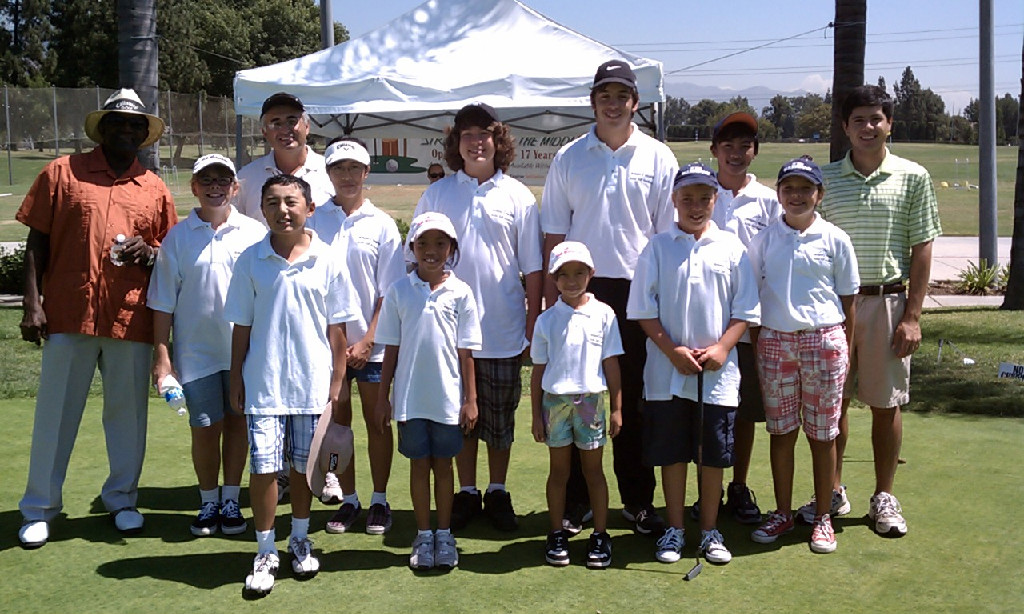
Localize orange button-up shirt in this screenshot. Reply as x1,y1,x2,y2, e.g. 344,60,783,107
16,147,178,343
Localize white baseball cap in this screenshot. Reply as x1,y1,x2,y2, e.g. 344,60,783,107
192,153,236,176
407,211,458,247
325,140,371,168
548,241,595,275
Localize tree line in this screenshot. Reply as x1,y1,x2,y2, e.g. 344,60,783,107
667,67,1019,145
0,0,348,97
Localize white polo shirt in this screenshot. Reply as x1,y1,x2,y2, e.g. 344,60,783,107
235,146,334,224
541,124,678,280
531,294,623,395
626,223,760,406
147,206,267,384
223,231,359,415
308,198,405,362
713,175,782,248
376,271,483,425
748,214,860,333
414,169,542,359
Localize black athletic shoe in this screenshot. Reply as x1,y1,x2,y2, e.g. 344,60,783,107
724,482,762,524
483,489,518,532
689,489,725,521
586,531,612,569
623,504,666,536
544,530,570,566
562,503,593,536
450,490,482,531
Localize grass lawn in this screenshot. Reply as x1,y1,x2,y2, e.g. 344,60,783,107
0,307,1022,612
1,141,1018,241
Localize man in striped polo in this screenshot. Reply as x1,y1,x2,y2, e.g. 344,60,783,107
811,85,941,538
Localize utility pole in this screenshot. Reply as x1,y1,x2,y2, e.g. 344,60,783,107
979,0,998,267
117,0,161,171
321,1,334,49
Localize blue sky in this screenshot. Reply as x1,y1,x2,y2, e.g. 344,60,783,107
323,0,1022,113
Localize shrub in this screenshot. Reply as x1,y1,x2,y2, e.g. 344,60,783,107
955,260,1002,295
0,245,26,295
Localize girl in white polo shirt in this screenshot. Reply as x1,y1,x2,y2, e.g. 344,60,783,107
375,212,482,572
747,157,859,554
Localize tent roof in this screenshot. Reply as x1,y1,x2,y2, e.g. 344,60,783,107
233,0,664,137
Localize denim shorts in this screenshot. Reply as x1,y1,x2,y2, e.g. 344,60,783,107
247,413,318,475
181,370,231,428
347,361,382,384
397,419,464,460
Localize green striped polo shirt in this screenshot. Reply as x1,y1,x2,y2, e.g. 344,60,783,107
820,149,942,284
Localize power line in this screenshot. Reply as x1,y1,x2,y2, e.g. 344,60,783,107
665,23,838,76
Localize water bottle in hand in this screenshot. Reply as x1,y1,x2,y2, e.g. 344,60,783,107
159,375,187,416
110,234,127,266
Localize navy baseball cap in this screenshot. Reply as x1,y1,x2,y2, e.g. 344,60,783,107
673,162,719,190
777,156,823,186
261,92,304,117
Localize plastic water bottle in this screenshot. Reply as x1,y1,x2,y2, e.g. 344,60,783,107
159,375,187,416
110,234,127,266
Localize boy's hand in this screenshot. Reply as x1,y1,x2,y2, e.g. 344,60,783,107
668,345,702,374
460,400,478,434
531,413,547,443
151,359,176,389
694,343,728,371
228,371,245,415
346,339,372,370
374,397,392,434
608,409,622,438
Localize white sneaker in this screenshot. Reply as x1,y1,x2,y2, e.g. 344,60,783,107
113,508,145,534
245,552,279,595
655,526,684,563
869,492,908,537
320,472,343,505
18,521,48,548
409,533,435,570
288,536,320,576
796,485,851,524
434,531,459,570
699,529,732,564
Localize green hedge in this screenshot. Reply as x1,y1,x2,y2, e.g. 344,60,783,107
0,245,25,295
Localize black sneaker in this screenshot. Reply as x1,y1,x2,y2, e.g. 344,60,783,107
190,501,219,537
450,490,482,531
724,482,763,524
586,531,612,569
562,503,593,536
623,504,665,536
325,502,362,534
689,489,725,521
544,530,570,566
220,499,247,535
483,489,519,531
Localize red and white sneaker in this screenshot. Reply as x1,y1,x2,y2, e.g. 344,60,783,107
809,514,837,553
750,511,794,544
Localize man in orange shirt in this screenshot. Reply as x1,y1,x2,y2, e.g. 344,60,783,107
16,89,177,549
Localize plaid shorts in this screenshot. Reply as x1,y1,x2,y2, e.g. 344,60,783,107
247,413,318,475
468,356,522,449
756,325,848,442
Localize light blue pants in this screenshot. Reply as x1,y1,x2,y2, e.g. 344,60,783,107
19,333,152,522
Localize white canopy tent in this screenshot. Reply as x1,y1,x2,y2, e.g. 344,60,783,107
233,0,666,139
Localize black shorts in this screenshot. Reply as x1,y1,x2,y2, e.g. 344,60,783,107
642,397,736,468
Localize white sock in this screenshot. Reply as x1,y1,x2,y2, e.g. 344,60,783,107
291,517,310,541
370,491,387,506
256,529,276,555
417,529,434,538
200,487,219,504
486,483,506,494
342,492,360,507
460,486,479,494
221,485,241,503
436,528,451,537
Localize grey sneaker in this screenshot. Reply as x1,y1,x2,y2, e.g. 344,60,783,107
319,472,343,505
276,470,290,504
796,485,851,524
409,533,435,570
434,531,459,570
699,529,732,564
869,492,907,537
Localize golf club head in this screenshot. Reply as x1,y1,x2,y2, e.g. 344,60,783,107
684,560,703,581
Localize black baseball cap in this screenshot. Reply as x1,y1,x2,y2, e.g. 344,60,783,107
454,102,500,128
592,60,637,90
261,92,305,117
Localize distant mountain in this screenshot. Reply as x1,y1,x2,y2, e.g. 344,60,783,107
665,82,814,107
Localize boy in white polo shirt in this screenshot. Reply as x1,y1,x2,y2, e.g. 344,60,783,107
627,162,760,566
748,157,859,554
414,103,542,532
702,112,782,525
149,154,267,538
531,241,623,569
225,174,358,596
308,138,405,536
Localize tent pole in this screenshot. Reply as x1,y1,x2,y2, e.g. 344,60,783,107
656,102,666,142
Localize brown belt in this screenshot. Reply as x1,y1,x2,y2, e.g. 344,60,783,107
858,282,906,296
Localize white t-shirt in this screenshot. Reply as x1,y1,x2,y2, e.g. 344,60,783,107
414,169,542,359
712,175,782,249
223,231,359,415
541,124,678,280
235,147,333,224
147,206,267,384
748,214,860,333
627,223,760,406
376,271,483,425
531,294,623,395
308,198,405,362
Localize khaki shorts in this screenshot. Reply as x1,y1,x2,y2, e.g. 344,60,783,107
845,294,911,408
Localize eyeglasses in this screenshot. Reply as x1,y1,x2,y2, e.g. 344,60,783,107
263,116,303,131
196,176,234,186
428,172,445,179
